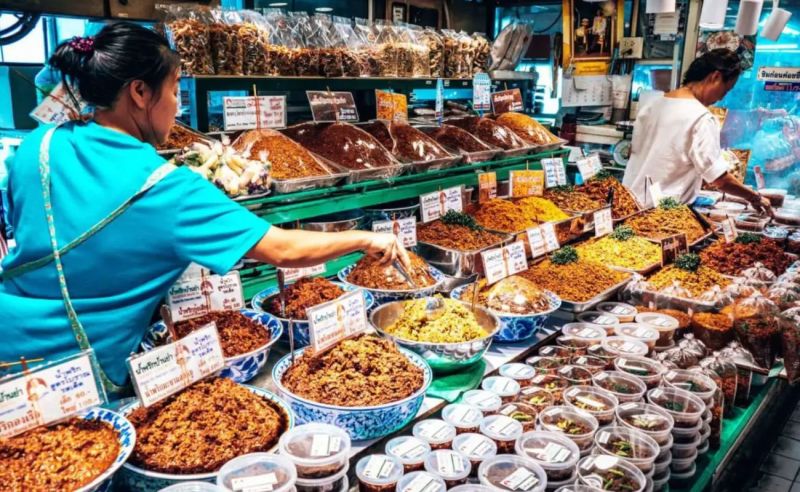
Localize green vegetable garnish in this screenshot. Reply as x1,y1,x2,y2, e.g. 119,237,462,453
590,169,614,181
551,184,575,193
610,225,635,241
551,246,579,265
675,253,701,272
441,210,482,231
510,411,534,422
735,232,762,244
658,197,682,210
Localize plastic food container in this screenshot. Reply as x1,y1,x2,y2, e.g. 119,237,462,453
556,336,589,355
600,337,649,358
593,426,660,473
671,419,702,441
424,449,472,488
557,365,594,386
657,434,674,462
443,403,485,434
634,313,679,347
670,462,696,487
670,451,697,473
449,485,496,492
217,454,298,492
652,469,670,491
614,324,660,350
479,414,524,454
279,423,351,480
537,406,599,453
697,439,710,456
499,363,537,386
700,423,710,442
563,385,618,425
592,371,647,403
646,387,705,429
526,356,563,375
615,402,675,446
452,433,498,477
385,436,431,473
570,355,607,375
662,369,717,405
671,433,701,459
498,401,539,431
598,302,638,323
395,471,446,492
482,376,522,403
464,390,504,415
517,387,556,413
515,430,581,482
553,486,606,492
561,323,608,347
529,374,570,402
576,311,621,335
586,345,616,370
654,453,671,476
162,483,225,492
614,356,666,389
477,455,548,492
356,454,404,492
413,419,457,450
538,345,572,362
295,465,349,492
576,456,646,492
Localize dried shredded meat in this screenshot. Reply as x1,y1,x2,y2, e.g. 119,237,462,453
172,311,269,357
425,124,494,153
158,124,207,151
418,220,503,251
495,112,559,145
347,252,435,290
446,116,527,150
266,277,344,320
283,122,397,170
233,130,332,180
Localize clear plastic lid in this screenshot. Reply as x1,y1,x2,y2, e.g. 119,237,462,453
615,402,675,442
525,356,562,374
424,449,472,481
356,454,404,486
463,390,503,413
634,313,679,332
413,419,457,445
537,345,572,361
563,385,618,417
453,432,498,460
614,324,660,347
659,280,693,299
553,486,607,492
601,337,649,358
576,456,646,492
477,454,548,492
537,406,599,439
442,403,485,430
576,311,621,328
570,355,607,372
499,363,537,381
162,483,226,492
278,423,352,468
480,414,524,441
498,401,539,429
593,426,660,466
662,369,717,402
592,371,647,401
561,323,608,345
697,285,734,308
482,376,522,398
450,485,496,492
614,356,666,379
396,471,446,492
515,430,581,470
741,262,777,283
556,365,594,385
529,374,569,395
386,436,431,465
517,387,556,412
646,387,705,424
217,454,298,492
597,302,638,321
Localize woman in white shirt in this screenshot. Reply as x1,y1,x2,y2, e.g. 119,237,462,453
623,49,771,214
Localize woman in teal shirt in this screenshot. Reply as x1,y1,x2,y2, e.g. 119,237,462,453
0,23,409,393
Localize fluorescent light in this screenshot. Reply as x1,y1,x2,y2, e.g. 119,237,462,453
268,2,288,6
735,0,764,35
315,7,333,12
699,0,728,29
762,5,792,41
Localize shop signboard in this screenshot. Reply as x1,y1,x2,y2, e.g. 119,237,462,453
222,95,287,131
306,290,369,353
372,217,418,248
307,91,358,122
420,186,463,223
491,89,523,114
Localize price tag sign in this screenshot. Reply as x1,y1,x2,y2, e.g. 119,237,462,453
660,233,688,266
127,323,225,407
420,187,463,223
478,172,497,203
510,170,545,197
373,217,418,248
435,79,444,125
166,272,245,322
279,264,327,283
306,290,369,353
541,222,560,251
307,91,359,122
542,158,567,188
721,217,738,243
473,73,492,112
222,95,287,131
491,88,524,114
30,82,88,125
754,165,766,190
375,90,408,122
594,207,614,237
526,227,547,257
576,153,603,181
0,351,105,438
481,241,528,285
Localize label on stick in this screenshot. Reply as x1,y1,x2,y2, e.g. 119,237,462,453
509,170,544,197
166,272,245,323
373,217,418,248
306,290,369,353
420,187,463,223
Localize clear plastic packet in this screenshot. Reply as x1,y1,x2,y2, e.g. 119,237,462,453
333,16,361,77
699,354,737,416
406,25,431,78
457,31,475,78
682,334,707,358
420,27,444,77
394,23,415,78
312,13,343,78
375,20,399,77
263,9,297,76
442,29,462,78
659,280,693,299
697,285,734,310
656,340,702,369
160,4,214,75
471,32,490,75
353,18,381,77
730,293,781,370
620,274,651,306
209,9,244,75
725,277,758,301
781,308,800,385
719,343,755,405
289,11,320,76
742,262,778,285
768,284,800,310
238,10,271,76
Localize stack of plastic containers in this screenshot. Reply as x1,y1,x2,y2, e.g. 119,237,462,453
662,369,718,457
615,402,675,491
515,431,581,489
278,424,351,492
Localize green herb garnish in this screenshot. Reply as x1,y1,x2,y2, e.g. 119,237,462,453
590,169,614,181
551,246,579,265
658,197,682,210
441,210,482,231
675,253,701,272
551,184,575,193
610,225,635,241
735,232,762,245
662,401,685,412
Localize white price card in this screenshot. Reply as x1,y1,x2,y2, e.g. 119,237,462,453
231,473,278,492
127,323,225,407
363,455,396,480
526,227,547,257
306,290,369,353
279,264,327,283
222,95,287,131
576,153,603,181
0,351,105,438
373,217,418,248
649,180,665,207
541,222,560,252
594,207,614,237
30,82,88,125
542,158,568,188
166,271,245,322
500,467,539,491
722,217,738,243
481,241,528,285
311,434,342,457
420,187,463,223
473,73,492,112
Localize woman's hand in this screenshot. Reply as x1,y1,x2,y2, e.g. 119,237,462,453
365,233,412,271
750,194,774,217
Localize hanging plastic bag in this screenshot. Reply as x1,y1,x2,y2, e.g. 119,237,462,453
160,4,215,75
209,9,244,75
730,293,781,370
238,10,270,76
289,11,320,76
699,353,738,417
472,32,491,75
781,307,800,385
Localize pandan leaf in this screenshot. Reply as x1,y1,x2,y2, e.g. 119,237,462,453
675,253,701,272
658,197,682,210
551,246,579,265
441,210,482,230
610,225,635,241
735,232,762,245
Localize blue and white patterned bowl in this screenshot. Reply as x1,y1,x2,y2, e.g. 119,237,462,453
141,309,283,383
250,282,376,348
337,264,446,305
272,346,432,440
451,285,561,342
73,407,136,492
117,386,293,492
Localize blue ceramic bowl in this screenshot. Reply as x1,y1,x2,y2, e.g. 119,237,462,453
117,386,293,492
451,285,561,342
337,264,446,305
250,282,375,348
141,309,283,383
272,347,432,440
73,407,136,492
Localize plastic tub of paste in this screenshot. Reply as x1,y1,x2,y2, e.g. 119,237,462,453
413,419,457,450
356,455,403,492
385,436,431,473
218,454,298,492
479,414,524,454
424,449,472,488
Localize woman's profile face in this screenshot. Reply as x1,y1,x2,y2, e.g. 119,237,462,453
150,69,180,145
706,71,739,105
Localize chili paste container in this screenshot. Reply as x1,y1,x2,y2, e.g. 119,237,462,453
499,363,537,386
576,311,620,335
482,376,521,403
413,419,457,450
424,449,472,488
279,423,351,479
464,389,504,415
561,323,608,347
385,436,431,473
396,472,446,492
515,430,580,482
442,403,485,434
217,454,297,492
597,302,638,323
452,433,498,477
477,455,547,492
479,414,524,454
355,454,403,492
634,313,679,347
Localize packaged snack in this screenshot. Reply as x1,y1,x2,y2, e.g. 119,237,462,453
424,450,471,488
471,33,491,75
209,9,245,75
782,307,800,384
413,419,457,451
238,10,271,75
729,293,781,369
452,433,497,477
290,11,320,76
313,13,343,78
374,20,399,77
354,18,381,77
356,454,403,492
333,16,362,77
161,4,214,75
421,27,445,77
386,436,431,473
264,9,300,76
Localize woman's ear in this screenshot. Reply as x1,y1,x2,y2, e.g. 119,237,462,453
127,80,151,110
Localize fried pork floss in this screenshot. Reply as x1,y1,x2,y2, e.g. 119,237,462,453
281,336,424,407
0,418,120,492
233,130,331,180
267,277,345,320
495,112,559,145
128,378,288,474
173,310,269,357
347,253,436,290
472,199,536,233
624,205,707,243
520,259,629,302
700,238,793,276
418,220,503,251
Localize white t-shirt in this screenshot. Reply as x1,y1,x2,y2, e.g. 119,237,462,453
622,96,729,207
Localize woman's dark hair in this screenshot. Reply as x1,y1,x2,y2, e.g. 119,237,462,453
49,22,180,109
682,48,742,86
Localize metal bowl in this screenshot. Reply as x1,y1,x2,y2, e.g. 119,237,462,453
300,209,365,231
369,298,500,373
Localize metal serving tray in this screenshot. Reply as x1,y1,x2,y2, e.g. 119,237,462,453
558,276,634,314
416,231,516,278
621,208,717,248
637,289,718,314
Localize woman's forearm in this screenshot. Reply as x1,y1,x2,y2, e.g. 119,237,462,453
246,227,373,268
710,172,758,203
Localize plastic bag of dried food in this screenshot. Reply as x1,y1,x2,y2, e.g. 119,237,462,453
405,24,431,78
160,4,214,75
475,276,553,315
237,10,270,76
283,122,400,172
742,262,777,284
457,31,476,78
289,11,319,76
333,16,361,77
719,342,756,405
697,285,734,310
353,18,381,77
657,339,702,369
495,112,559,145
472,32,490,75
375,20,400,77
442,29,463,78
490,21,534,72
446,116,528,150
700,354,737,416
208,9,244,75
232,129,338,181
420,27,444,77
263,9,297,76
768,284,800,310
393,23,414,78
311,13,343,78
781,308,800,384
730,293,781,370
725,276,758,301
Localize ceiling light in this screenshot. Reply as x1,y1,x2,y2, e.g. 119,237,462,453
735,0,764,35
699,0,729,29
315,7,333,12
268,2,288,6
762,0,792,40
646,0,676,14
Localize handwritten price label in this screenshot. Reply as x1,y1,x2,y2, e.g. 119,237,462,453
166,272,245,322
577,154,603,181
420,187,463,223
541,222,560,251
481,241,528,285
279,264,327,283
223,95,287,131
542,158,567,188
721,218,738,243
594,207,614,237
510,170,545,197
372,217,418,248
307,290,369,353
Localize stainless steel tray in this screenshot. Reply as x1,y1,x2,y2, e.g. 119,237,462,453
345,162,409,184
416,232,516,278
406,154,463,174
558,276,634,313
272,171,348,194
637,289,718,314
531,138,568,153
621,208,717,248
